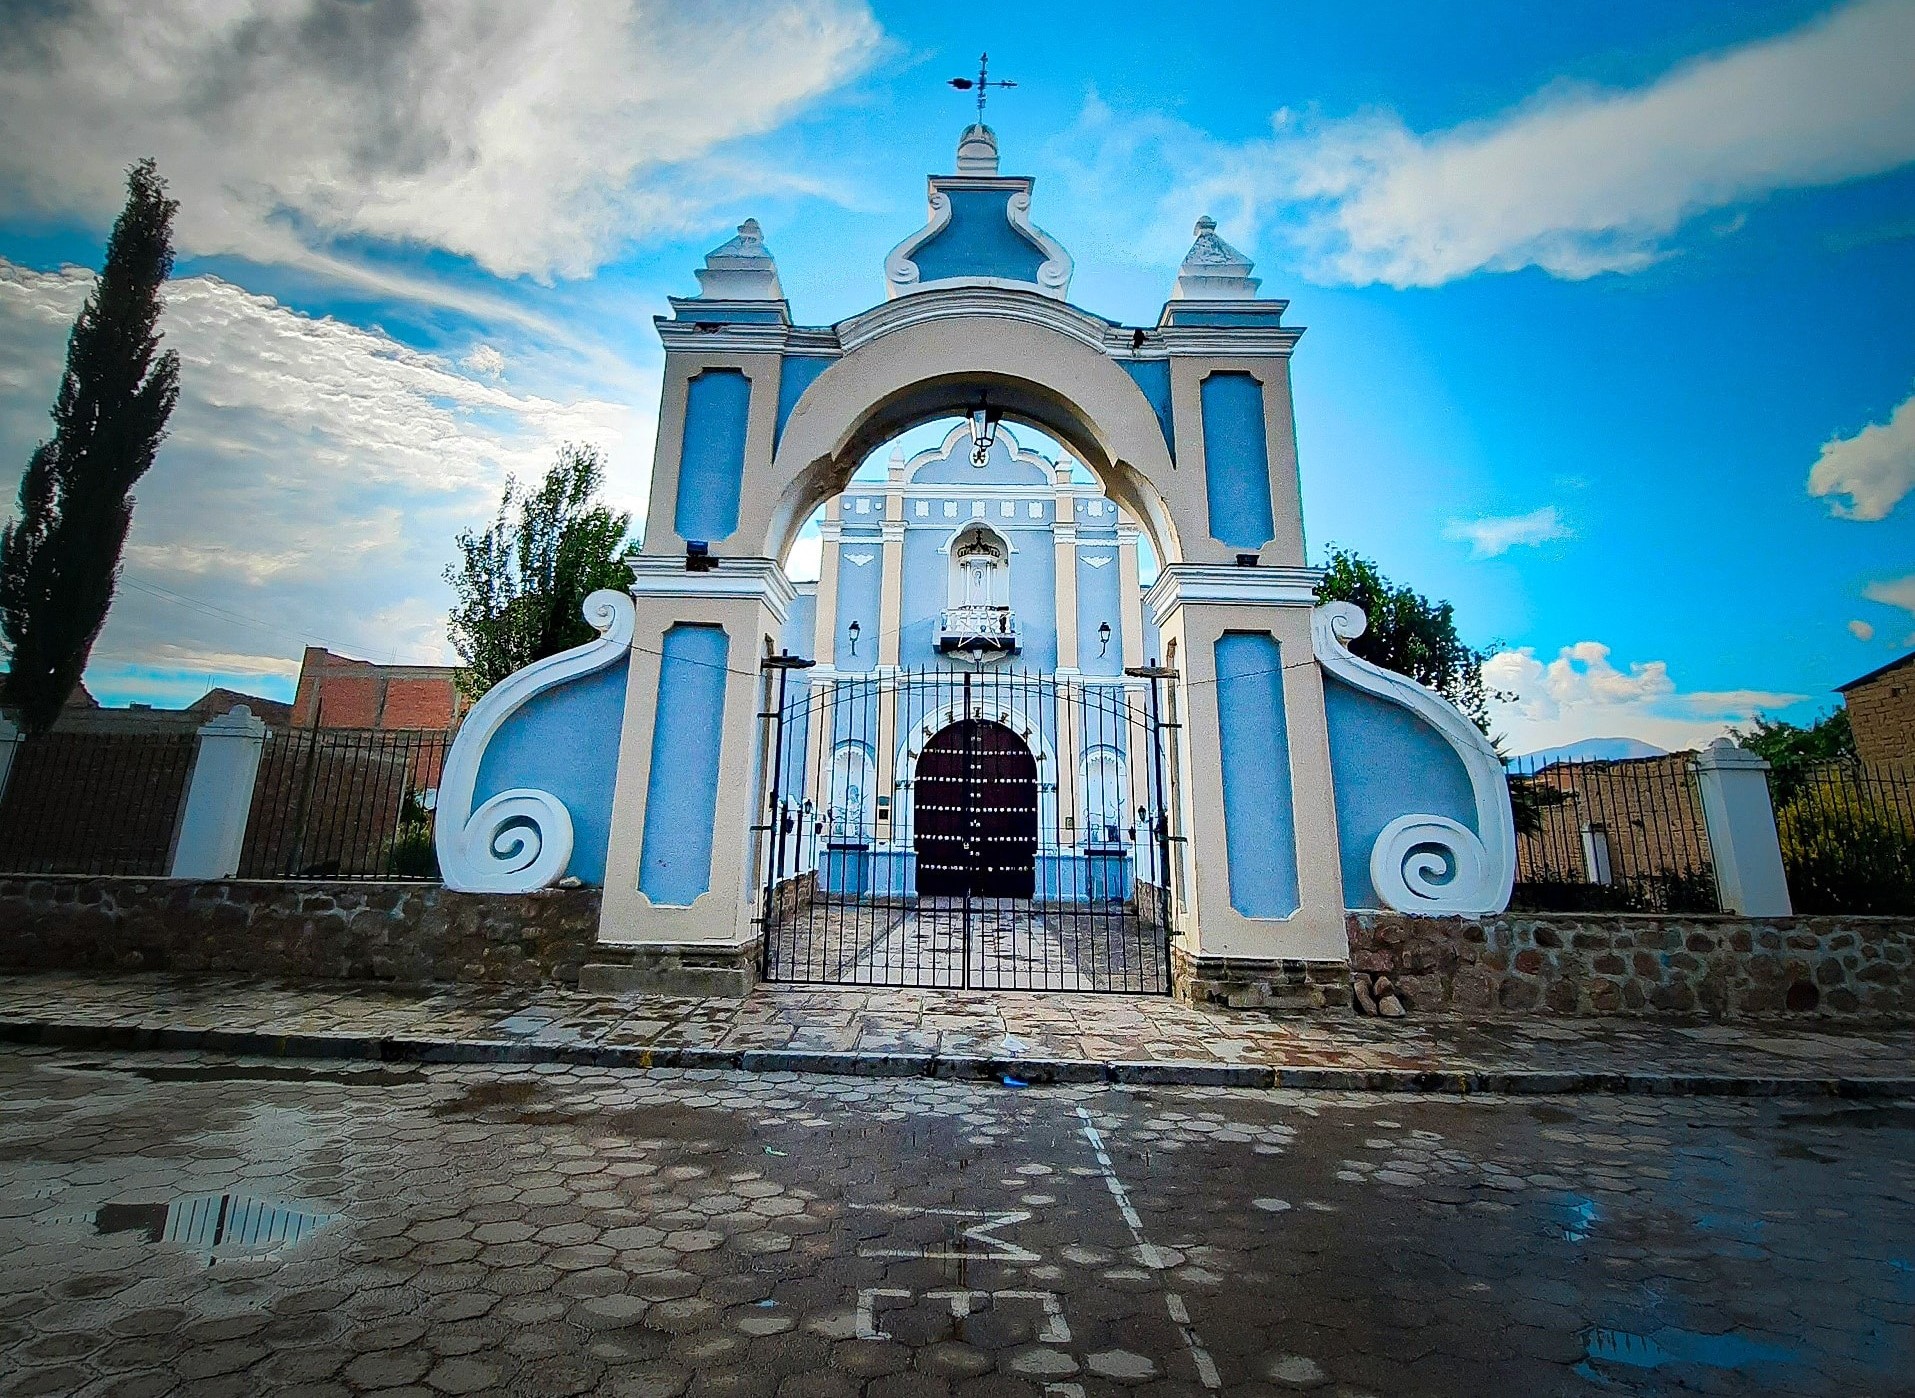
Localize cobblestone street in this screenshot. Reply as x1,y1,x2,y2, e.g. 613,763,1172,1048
3,1047,1912,1396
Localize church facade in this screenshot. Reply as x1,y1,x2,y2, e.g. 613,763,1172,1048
432,122,1516,999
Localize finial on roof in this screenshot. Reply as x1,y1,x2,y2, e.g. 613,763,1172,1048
956,123,999,176
693,217,784,300
1173,214,1261,300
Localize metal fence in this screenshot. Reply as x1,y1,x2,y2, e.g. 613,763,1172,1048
236,727,448,880
1506,753,1719,913
0,730,198,876
1769,759,1915,914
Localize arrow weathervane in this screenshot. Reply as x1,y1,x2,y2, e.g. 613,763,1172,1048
949,52,1015,123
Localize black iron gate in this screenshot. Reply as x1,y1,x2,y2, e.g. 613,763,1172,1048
755,662,1180,992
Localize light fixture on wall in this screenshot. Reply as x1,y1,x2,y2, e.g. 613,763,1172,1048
1098,621,1113,656
847,620,861,655
969,394,1001,466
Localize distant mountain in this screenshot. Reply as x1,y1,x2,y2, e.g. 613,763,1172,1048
1515,738,1671,765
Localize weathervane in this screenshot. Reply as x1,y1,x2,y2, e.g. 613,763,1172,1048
949,52,1015,123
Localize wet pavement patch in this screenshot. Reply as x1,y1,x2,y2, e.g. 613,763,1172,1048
71,1194,338,1262
1581,1325,1803,1376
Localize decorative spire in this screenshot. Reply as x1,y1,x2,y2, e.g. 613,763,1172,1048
955,123,999,176
1172,215,1261,300
692,218,784,300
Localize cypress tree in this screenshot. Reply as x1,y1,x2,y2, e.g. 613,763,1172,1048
0,159,181,733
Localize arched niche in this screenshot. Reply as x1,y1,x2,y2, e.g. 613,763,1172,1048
752,296,1186,567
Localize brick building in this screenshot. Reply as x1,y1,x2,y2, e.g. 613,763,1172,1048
290,648,467,732
1839,652,1915,769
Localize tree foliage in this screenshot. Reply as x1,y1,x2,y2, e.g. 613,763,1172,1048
1734,708,1855,802
1,159,180,733
444,444,633,699
1316,545,1490,733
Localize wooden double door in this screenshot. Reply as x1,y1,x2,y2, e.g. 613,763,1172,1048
913,719,1038,898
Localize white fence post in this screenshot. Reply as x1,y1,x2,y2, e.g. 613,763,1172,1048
0,715,20,808
1694,738,1792,916
170,705,268,880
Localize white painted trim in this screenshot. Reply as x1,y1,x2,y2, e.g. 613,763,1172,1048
840,285,1114,355
436,589,636,893
627,556,796,624
1311,601,1515,915
1145,564,1323,628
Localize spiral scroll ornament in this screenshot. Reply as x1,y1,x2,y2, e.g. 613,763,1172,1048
1369,815,1498,915
444,791,575,896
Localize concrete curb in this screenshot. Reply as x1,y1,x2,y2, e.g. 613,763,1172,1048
2,1018,1911,1098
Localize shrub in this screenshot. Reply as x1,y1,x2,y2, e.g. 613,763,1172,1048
1777,795,1915,915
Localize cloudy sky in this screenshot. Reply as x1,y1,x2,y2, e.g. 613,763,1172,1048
0,0,1910,754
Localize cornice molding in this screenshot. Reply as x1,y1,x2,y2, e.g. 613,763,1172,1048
627,556,797,624
1145,564,1322,627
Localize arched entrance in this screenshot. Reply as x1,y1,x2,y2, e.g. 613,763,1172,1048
913,719,1037,898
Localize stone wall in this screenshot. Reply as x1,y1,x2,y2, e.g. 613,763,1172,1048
0,877,607,987
1348,910,1915,1019
1843,661,1915,768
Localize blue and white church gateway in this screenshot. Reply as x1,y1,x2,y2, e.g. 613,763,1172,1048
434,122,1517,998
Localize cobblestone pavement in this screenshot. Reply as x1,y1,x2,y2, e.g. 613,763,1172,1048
3,1045,1914,1397
3,974,1915,1090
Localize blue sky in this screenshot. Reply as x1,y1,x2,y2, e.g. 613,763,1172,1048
0,0,1910,752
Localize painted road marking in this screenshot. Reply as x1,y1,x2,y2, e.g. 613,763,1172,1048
857,1287,1070,1344
850,1203,1040,1262
1075,1105,1222,1390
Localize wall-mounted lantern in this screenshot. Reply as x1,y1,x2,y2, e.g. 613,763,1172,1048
847,619,861,655
1098,620,1113,656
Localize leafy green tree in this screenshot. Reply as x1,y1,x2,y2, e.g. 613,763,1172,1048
1734,708,1855,801
445,444,633,699
1316,545,1490,732
1,159,180,733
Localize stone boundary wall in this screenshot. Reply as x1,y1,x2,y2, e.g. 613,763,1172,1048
3,877,1913,1018
0,877,607,987
1348,911,1915,1019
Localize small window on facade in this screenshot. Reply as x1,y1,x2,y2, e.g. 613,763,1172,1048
1028,501,1044,518
915,500,929,517
943,500,958,518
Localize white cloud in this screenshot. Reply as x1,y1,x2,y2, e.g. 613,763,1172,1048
1441,506,1571,558
1484,640,1804,754
0,258,644,700
1057,0,1915,287
1809,385,1915,520
461,344,507,380
1850,619,1877,641
0,1,881,285
1863,573,1915,622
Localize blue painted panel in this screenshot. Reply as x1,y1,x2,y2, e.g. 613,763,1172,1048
1160,306,1288,328
911,190,1046,285
638,625,732,905
899,528,943,665
1214,632,1300,918
473,660,629,887
1119,359,1174,455
775,355,832,445
1323,675,1477,909
1075,544,1123,676
1201,372,1276,551
834,532,883,670
674,369,751,544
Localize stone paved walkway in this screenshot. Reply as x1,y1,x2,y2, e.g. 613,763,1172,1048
3,972,1913,1094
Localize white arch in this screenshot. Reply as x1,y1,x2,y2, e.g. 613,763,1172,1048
761,288,1186,568
891,697,1061,847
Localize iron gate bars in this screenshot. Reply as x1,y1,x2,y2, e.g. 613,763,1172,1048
754,661,1180,993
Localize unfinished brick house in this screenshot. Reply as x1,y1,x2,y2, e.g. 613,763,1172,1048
1839,652,1915,769
290,648,468,732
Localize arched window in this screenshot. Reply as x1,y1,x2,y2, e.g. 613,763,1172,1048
949,525,1008,609
1081,748,1127,845
827,743,875,841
